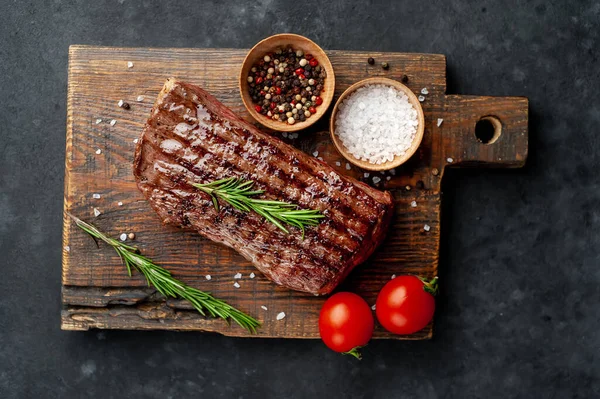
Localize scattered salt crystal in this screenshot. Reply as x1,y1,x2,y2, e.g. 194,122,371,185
136,95,144,102
127,61,134,68
117,201,123,206
386,176,391,181
371,304,376,310
92,193,101,199
345,163,351,170
64,245,70,252
276,312,286,320
95,149,102,155
93,208,101,217
411,200,417,207
391,274,396,279
418,95,425,102
110,119,117,126
234,273,242,279
335,161,341,166
282,132,288,138
424,224,431,232
373,176,381,184
389,169,396,176
261,305,268,311
334,84,419,165
95,118,102,124
250,272,256,279
119,233,127,241
447,157,454,163
364,172,370,178
118,99,124,107
205,275,212,280
317,157,323,161
133,138,138,144
437,118,443,127
234,282,240,288
312,151,319,157
421,88,429,95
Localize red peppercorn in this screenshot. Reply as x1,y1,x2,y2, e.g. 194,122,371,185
305,54,313,60
254,105,263,113
270,102,276,109
315,96,323,105
278,108,284,113
275,87,282,95
295,68,304,76
309,59,318,67
309,106,317,114
256,76,264,84
291,100,296,106
259,90,266,96
299,74,306,80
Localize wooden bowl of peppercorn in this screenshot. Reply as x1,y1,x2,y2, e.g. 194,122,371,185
240,33,336,132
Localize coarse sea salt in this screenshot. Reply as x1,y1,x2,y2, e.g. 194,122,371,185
250,272,256,279
276,312,286,320
234,282,241,288
261,305,268,311
92,193,101,199
119,233,127,241
437,118,444,127
334,85,418,165
93,208,101,217
234,273,242,279
424,224,431,232
205,275,212,280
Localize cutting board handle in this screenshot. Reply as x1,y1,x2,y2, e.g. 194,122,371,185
441,95,528,169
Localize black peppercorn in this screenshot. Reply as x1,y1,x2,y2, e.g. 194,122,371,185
368,57,375,65
401,74,409,83
416,180,425,189
381,62,389,70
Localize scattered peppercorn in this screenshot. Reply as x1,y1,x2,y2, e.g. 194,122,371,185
381,62,389,70
121,102,130,110
416,180,425,189
401,74,409,83
368,57,375,65
247,46,327,125
432,168,439,176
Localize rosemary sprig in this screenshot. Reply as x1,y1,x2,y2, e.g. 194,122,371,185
192,177,325,239
69,214,260,334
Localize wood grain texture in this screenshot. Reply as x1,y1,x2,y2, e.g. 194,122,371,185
62,45,528,338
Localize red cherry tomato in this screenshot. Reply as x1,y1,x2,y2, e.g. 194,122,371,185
376,276,437,335
319,292,374,359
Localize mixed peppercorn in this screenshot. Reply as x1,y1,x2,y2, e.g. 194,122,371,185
247,47,326,125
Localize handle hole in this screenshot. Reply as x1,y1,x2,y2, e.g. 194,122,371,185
475,116,502,144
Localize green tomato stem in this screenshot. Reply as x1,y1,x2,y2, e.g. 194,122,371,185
342,346,364,360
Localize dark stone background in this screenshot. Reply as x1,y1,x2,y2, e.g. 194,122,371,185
1,1,598,398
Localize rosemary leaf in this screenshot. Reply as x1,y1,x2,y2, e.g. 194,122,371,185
69,214,260,334
192,177,325,238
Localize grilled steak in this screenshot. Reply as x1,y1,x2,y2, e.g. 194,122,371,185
133,79,394,295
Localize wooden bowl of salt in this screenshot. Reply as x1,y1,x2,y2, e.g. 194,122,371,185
330,77,425,171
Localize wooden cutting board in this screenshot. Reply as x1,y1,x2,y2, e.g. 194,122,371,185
62,45,528,339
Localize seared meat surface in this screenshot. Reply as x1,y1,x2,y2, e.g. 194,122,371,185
133,79,393,295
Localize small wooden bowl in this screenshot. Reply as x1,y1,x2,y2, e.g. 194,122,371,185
239,33,335,132
330,77,425,171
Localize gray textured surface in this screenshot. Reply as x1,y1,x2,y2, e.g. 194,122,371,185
1,1,599,398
